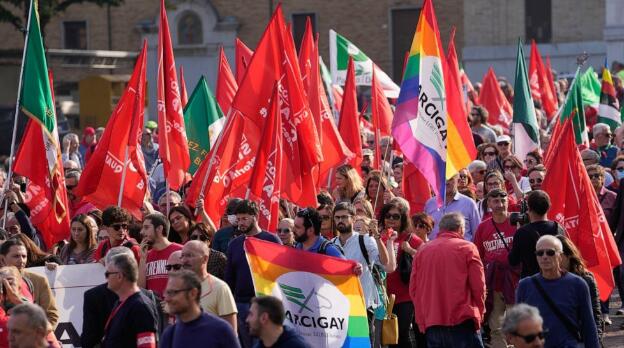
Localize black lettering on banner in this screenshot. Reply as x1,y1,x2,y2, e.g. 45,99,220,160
54,322,80,346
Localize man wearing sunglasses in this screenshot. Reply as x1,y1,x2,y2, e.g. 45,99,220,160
502,304,545,348
137,212,183,299
94,206,141,264
473,189,518,348
592,123,618,167
516,235,599,348
527,166,545,192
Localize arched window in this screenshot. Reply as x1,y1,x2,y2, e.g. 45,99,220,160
178,11,203,45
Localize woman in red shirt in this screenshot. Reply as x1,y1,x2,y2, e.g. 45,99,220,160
379,199,424,348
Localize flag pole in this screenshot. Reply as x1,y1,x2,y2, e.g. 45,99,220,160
117,147,130,206
373,136,392,212
2,0,35,226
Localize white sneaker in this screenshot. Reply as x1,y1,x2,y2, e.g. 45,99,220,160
603,313,612,325
617,308,624,315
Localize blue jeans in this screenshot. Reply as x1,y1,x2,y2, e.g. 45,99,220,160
425,321,484,348
236,302,258,348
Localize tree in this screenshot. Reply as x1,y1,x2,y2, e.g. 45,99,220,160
0,0,124,37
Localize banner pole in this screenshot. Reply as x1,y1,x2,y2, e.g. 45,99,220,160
117,146,129,207
2,0,35,226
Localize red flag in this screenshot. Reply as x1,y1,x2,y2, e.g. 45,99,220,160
179,66,188,108
402,161,432,214
542,118,621,301
545,55,557,106
332,85,344,112
235,38,254,84
338,58,363,170
480,67,512,132
14,118,71,247
216,46,238,116
248,86,283,232
157,0,190,190
74,42,149,218
371,70,393,137
529,41,558,120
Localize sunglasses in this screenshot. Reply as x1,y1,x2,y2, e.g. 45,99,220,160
513,330,546,343
165,264,183,271
588,174,602,180
617,167,624,172
190,234,208,241
497,142,510,146
104,271,120,278
277,228,291,234
535,249,557,257
483,152,497,156
385,213,401,221
459,174,468,179
529,178,543,184
414,223,428,229
111,223,128,231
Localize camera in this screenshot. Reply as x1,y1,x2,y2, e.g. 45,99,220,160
509,200,529,226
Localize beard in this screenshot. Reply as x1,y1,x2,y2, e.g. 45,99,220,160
238,224,253,235
294,233,308,244
336,223,352,234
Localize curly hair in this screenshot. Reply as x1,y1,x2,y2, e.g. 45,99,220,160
102,206,131,226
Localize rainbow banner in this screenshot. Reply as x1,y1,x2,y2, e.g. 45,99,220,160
392,0,448,206
245,238,370,348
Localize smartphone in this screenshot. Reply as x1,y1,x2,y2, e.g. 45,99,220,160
19,182,26,193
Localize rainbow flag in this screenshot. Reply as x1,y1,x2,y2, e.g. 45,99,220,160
245,238,370,348
392,0,449,206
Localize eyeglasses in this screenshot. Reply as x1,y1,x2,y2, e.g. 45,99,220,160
164,288,191,297
165,264,183,271
483,152,497,157
529,178,543,184
384,213,401,221
277,228,291,234
190,234,208,241
415,223,428,229
535,249,557,257
104,271,120,278
111,223,128,231
513,331,546,344
588,173,602,180
334,215,351,221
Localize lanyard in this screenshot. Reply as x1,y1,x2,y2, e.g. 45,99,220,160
104,298,128,332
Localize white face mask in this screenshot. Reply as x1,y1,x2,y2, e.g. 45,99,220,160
227,215,238,225
617,170,624,180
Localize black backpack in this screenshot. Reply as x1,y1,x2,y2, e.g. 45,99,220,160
318,238,344,256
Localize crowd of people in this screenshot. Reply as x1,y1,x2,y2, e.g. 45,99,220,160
0,65,624,348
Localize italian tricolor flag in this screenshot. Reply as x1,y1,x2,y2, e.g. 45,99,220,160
512,41,540,162
598,66,621,130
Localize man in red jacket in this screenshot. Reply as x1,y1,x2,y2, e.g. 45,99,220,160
410,212,486,347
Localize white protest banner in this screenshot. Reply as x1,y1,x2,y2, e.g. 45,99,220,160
29,263,105,347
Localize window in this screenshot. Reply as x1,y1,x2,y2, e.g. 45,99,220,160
178,11,203,45
63,21,87,50
525,0,551,43
292,13,316,52
391,8,420,82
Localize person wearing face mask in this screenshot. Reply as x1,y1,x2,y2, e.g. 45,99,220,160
212,198,243,254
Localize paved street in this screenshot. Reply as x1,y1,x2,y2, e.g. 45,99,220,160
602,291,624,347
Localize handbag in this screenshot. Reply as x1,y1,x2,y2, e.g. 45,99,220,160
398,234,413,284
381,294,399,345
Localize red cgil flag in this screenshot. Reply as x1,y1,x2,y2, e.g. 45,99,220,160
235,38,254,84
371,69,394,170
480,67,512,133
157,0,190,191
338,57,363,170
179,65,188,108
542,117,621,301
74,42,149,219
248,86,283,232
402,160,432,214
529,41,558,120
216,46,238,116
14,118,71,247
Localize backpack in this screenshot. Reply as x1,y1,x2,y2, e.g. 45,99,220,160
318,238,344,256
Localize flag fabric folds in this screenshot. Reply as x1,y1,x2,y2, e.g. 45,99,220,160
74,42,149,219
216,46,238,116
14,1,70,247
529,41,558,119
338,58,364,171
179,65,188,108
480,67,513,133
512,40,540,162
245,238,370,348
392,0,447,206
183,76,225,175
157,0,190,191
542,117,621,301
248,86,283,232
235,38,254,84
329,29,400,98
598,66,621,130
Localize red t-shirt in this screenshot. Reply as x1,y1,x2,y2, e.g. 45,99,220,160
94,238,142,264
145,243,183,298
382,232,424,304
473,217,516,265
